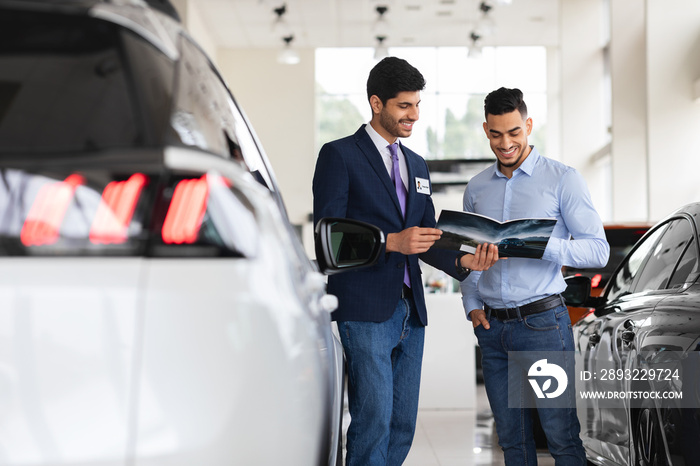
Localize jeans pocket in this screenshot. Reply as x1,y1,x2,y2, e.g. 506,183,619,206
523,309,559,331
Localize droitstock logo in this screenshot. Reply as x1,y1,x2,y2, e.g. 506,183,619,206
528,358,568,399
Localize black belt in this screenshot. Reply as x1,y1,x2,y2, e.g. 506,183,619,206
485,294,564,321
401,284,413,299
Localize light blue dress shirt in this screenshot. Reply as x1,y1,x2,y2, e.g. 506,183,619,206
460,146,610,315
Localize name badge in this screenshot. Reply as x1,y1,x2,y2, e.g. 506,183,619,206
415,177,430,195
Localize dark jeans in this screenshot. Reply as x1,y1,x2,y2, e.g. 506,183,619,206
474,304,586,466
337,296,424,466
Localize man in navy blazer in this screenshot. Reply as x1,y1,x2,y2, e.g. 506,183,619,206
313,57,498,466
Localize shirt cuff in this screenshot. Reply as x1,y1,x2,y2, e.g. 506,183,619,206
542,236,563,263
462,295,484,321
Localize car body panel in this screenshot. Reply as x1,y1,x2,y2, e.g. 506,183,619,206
0,258,142,464
573,204,700,466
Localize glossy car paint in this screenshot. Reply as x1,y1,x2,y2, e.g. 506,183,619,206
573,204,700,466
0,2,344,465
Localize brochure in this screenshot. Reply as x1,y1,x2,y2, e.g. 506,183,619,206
433,210,557,259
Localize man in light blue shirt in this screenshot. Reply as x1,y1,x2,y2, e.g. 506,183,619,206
461,87,609,466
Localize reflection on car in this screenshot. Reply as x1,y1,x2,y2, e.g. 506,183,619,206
0,1,381,465
564,203,700,466
564,224,651,324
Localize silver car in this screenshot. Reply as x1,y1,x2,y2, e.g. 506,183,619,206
0,1,381,464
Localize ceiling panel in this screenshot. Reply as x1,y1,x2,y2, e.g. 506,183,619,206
193,0,559,49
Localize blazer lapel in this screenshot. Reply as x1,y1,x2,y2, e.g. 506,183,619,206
354,126,404,218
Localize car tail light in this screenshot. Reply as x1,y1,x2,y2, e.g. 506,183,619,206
591,274,602,288
20,174,85,246
161,176,209,244
90,173,148,244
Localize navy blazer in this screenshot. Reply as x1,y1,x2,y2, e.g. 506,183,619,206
313,125,466,325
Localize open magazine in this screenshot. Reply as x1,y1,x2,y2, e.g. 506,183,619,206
432,210,557,259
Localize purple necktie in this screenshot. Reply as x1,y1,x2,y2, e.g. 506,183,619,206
388,143,411,288
388,143,407,216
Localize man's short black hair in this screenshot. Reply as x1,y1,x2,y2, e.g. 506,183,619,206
366,57,426,104
484,87,528,120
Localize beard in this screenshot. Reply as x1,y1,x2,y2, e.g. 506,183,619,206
379,110,413,139
496,145,526,169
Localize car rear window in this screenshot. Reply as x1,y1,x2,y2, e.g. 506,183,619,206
0,9,171,153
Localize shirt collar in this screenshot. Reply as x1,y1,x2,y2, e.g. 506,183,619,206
365,122,397,156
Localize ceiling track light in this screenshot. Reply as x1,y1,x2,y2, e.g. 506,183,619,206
278,34,300,65
273,3,286,19
477,1,496,36
373,5,390,35
374,35,388,60
271,3,292,36
468,31,483,59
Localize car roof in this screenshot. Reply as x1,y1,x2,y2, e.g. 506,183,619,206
0,0,178,16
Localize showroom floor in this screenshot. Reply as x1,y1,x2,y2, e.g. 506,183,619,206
342,383,557,466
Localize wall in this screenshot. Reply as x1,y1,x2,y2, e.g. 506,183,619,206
646,0,700,220
610,0,648,222
559,0,609,220
170,0,217,61
216,48,317,226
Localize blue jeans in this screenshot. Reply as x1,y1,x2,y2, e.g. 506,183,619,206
474,304,586,466
337,296,424,466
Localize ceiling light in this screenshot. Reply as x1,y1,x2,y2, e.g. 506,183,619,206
271,3,291,36
374,35,389,60
373,5,390,36
468,31,483,59
277,35,300,65
477,1,496,35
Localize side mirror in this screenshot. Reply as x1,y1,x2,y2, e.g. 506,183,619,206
562,275,592,307
315,217,384,275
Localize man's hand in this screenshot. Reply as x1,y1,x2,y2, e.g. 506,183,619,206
460,243,499,271
469,309,490,329
386,227,442,255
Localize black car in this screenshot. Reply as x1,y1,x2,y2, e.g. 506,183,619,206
566,202,700,466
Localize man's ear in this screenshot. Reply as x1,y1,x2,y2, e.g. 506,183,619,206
369,95,383,115
482,121,489,137
526,117,533,136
